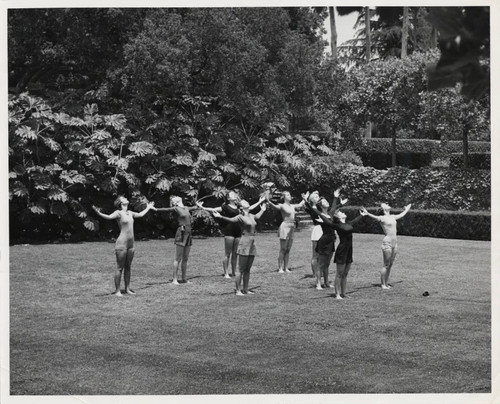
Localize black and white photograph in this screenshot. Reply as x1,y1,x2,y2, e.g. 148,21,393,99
1,1,497,403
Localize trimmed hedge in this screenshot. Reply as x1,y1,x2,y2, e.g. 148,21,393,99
359,151,432,169
303,165,490,213
449,153,491,170
339,206,491,241
356,138,490,160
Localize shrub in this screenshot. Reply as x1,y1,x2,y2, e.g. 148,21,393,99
339,206,490,241
355,138,490,160
358,152,432,169
449,153,491,170
314,165,490,212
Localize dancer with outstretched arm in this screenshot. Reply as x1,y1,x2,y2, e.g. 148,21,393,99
316,209,364,299
266,191,305,273
360,203,411,289
198,192,265,278
92,196,155,296
154,196,199,285
213,200,267,296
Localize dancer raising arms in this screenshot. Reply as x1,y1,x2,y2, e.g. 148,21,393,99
266,191,305,273
360,203,412,289
92,196,155,296
197,192,265,278
303,191,322,277
316,209,364,299
154,196,199,285
213,200,267,296
303,189,347,290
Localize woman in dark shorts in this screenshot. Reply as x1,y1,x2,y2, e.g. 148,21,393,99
154,196,199,285
198,191,264,278
213,200,267,296
92,196,155,296
316,209,364,299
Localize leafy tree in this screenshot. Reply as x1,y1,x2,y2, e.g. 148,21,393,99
425,7,489,100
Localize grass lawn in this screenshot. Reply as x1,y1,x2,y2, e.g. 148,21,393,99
9,227,491,395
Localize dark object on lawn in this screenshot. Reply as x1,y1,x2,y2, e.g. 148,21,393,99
423,291,430,296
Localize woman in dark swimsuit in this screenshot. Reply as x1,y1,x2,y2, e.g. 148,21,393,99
92,196,154,296
303,189,347,290
317,209,364,299
154,196,199,285
198,191,264,278
213,200,266,296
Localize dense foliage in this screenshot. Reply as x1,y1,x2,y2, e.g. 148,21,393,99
7,7,491,243
340,206,490,241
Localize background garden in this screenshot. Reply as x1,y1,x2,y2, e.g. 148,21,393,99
8,7,490,243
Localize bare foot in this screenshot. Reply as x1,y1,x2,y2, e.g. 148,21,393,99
278,269,285,273
316,284,323,290
125,289,136,295
285,268,291,273
381,284,390,290
245,290,255,295
180,280,192,284
172,280,180,285
235,290,244,296
324,283,334,288
112,291,123,296
335,294,344,300
224,274,231,279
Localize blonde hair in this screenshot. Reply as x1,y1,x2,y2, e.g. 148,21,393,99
170,195,182,207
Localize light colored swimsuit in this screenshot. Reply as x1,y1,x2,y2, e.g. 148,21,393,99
115,211,134,251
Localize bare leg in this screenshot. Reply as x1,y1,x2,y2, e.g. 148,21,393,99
114,250,127,296
278,239,287,272
172,245,184,285
231,237,240,277
181,245,191,282
335,263,345,299
242,256,255,293
223,236,234,278
284,239,293,272
385,246,397,288
341,263,352,297
316,254,327,289
311,241,319,276
381,248,393,289
235,254,247,295
323,252,334,287
124,247,136,294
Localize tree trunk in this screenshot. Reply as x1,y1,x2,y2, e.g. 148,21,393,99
365,7,371,63
329,7,338,61
401,7,409,58
391,127,397,167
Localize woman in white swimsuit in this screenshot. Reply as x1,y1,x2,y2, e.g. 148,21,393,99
360,203,411,289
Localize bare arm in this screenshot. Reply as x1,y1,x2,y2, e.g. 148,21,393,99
154,207,177,212
360,207,381,221
92,206,119,220
212,211,240,223
132,202,155,218
393,204,412,220
266,200,281,210
254,204,267,220
196,202,222,213
249,196,266,211
292,199,306,210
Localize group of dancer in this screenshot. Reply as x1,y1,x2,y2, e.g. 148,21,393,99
92,186,411,298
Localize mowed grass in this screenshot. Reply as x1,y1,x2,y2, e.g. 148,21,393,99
9,228,491,395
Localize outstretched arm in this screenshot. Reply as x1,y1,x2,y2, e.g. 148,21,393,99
132,202,155,218
196,201,223,213
254,203,267,220
92,206,119,220
155,207,176,212
393,204,412,220
266,200,281,210
212,211,240,223
292,199,306,210
360,207,381,221
348,213,364,226
249,196,266,212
